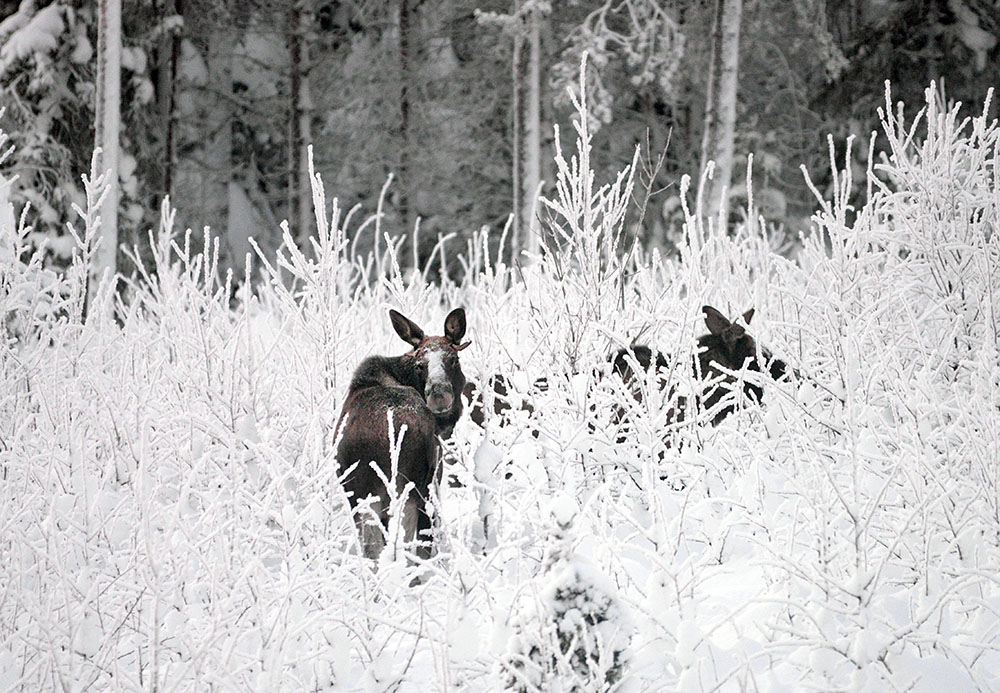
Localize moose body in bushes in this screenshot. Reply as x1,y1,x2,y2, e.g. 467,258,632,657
462,373,542,427
336,308,469,560
464,306,790,439
611,305,790,437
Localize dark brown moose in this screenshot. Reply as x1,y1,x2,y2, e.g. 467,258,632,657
695,305,787,424
336,308,469,559
607,345,670,436
610,305,788,436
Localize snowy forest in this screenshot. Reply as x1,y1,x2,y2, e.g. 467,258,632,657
2,0,1000,691
0,0,998,273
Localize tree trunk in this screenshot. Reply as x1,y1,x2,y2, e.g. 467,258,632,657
398,0,414,240
522,7,541,258
290,0,313,246
699,0,742,226
165,0,182,199
91,0,121,306
206,25,233,253
511,0,546,262
155,0,182,204
510,0,522,263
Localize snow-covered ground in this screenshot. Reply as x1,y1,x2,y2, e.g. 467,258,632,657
2,85,999,691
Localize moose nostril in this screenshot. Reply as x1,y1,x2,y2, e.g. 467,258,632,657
427,387,454,413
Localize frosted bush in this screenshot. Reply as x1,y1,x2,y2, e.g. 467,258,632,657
0,135,63,342
2,73,999,691
500,496,631,692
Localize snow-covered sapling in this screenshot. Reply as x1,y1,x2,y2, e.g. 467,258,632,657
500,495,632,692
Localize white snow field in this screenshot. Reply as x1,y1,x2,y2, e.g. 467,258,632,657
2,82,999,691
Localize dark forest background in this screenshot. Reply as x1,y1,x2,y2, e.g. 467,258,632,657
1,0,997,277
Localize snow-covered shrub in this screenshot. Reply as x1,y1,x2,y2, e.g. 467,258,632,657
0,129,63,343
527,57,640,375
501,496,631,692
745,82,1000,690
3,66,1000,691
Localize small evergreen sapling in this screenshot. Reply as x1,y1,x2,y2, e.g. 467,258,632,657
501,495,631,692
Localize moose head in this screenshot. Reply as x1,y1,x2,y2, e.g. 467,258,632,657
697,305,787,422
389,307,470,420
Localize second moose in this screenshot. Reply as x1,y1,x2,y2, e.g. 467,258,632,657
611,305,789,434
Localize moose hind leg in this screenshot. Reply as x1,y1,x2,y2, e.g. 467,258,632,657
399,488,439,561
398,491,425,558
354,496,387,560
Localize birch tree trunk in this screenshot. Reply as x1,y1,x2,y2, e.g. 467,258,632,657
290,0,314,246
699,0,742,226
511,0,545,262
522,7,542,258
91,0,121,305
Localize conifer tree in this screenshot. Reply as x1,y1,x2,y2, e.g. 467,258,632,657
501,496,631,692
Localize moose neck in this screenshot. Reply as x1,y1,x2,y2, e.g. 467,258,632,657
349,355,424,392
348,354,464,432
432,398,463,436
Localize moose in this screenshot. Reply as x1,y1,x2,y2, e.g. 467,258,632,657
461,305,789,460
694,305,788,423
609,305,789,437
336,308,469,560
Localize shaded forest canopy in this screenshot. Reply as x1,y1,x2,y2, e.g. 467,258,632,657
0,0,997,277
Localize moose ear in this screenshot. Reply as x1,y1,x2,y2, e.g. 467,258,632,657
703,305,731,336
389,309,424,347
741,308,755,325
444,307,467,345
